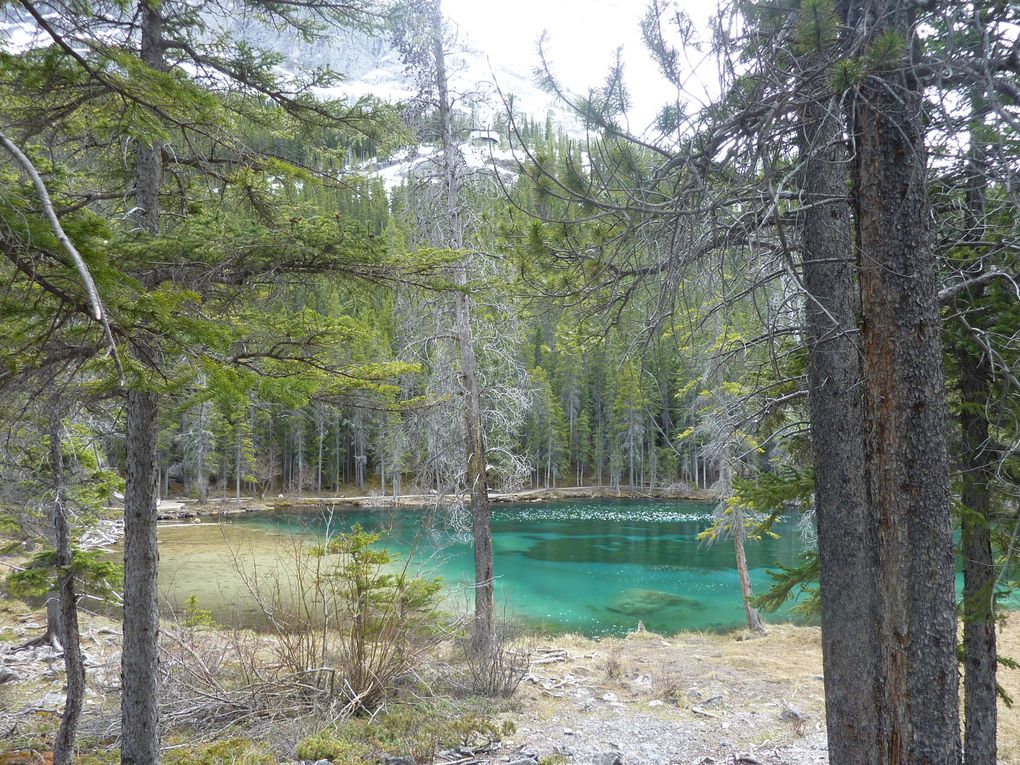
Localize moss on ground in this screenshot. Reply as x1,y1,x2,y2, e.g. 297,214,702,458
296,705,515,764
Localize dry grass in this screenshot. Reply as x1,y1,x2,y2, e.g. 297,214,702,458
997,614,1020,764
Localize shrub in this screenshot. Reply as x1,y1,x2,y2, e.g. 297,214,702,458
238,523,446,714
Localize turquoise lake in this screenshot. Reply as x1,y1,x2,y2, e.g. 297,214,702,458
155,499,811,636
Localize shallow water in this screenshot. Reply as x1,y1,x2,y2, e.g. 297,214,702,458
154,499,810,636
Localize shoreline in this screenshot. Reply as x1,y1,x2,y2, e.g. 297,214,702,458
149,485,719,521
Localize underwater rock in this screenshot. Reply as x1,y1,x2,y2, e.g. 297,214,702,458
606,589,704,617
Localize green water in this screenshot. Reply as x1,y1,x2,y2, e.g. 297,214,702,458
155,499,809,636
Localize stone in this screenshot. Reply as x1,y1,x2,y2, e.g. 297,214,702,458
37,690,66,709
601,692,619,702
606,589,705,618
647,699,664,707
589,752,623,765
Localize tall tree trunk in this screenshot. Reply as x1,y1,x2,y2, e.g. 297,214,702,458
956,312,996,765
958,81,997,765
122,390,160,765
195,402,208,504
850,2,960,761
122,4,163,763
235,424,242,500
49,415,84,765
431,0,494,653
798,63,879,765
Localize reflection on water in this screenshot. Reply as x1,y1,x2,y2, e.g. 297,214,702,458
151,499,811,636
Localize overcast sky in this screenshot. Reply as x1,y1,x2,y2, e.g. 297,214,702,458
442,0,719,132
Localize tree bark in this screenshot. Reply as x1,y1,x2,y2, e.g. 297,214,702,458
850,2,961,761
50,415,84,765
957,82,997,765
122,4,164,763
798,71,879,765
720,453,764,633
731,503,765,633
122,390,161,765
195,402,208,504
956,313,997,765
431,0,495,653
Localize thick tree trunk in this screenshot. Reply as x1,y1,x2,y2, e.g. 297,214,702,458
850,2,960,761
122,4,164,763
122,391,161,765
431,0,495,653
798,80,879,764
49,416,84,765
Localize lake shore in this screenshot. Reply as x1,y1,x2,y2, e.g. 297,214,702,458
1,600,1017,764
149,485,719,521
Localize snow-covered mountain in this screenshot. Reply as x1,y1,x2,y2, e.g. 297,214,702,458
230,17,578,190
231,18,578,134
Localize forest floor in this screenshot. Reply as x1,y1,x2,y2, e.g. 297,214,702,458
515,621,1020,765
1,595,1018,765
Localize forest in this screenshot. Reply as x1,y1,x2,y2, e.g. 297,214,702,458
0,0,1018,764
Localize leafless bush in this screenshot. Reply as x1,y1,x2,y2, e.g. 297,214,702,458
652,663,686,703
455,617,530,698
602,648,623,681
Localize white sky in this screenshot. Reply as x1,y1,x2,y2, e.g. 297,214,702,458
443,0,719,132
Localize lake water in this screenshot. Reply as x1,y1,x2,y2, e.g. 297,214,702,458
155,499,809,636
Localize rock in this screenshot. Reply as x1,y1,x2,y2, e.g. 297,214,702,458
313,760,333,765
37,690,66,709
563,728,575,736
606,589,705,618
589,752,623,765
647,699,664,707
381,757,413,765
0,667,23,684
781,702,809,722
507,759,538,765
601,692,619,702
